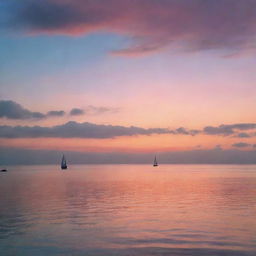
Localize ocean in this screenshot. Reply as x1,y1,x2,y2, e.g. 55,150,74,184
0,165,255,256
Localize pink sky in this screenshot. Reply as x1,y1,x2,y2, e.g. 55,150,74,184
0,0,255,162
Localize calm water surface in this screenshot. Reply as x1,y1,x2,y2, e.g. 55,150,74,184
0,165,256,256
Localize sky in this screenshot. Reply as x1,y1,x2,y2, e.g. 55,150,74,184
0,0,256,164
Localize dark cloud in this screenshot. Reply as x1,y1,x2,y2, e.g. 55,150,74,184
204,125,234,135
175,127,190,135
236,132,251,138
0,147,255,165
0,119,256,139
70,108,84,116
0,100,119,120
226,123,256,130
0,100,46,120
0,100,67,119
203,123,256,136
232,142,251,148
175,127,199,136
0,121,200,139
1,0,256,56
47,110,65,117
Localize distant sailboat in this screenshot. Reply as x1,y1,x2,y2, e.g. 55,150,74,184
61,155,68,170
153,156,158,167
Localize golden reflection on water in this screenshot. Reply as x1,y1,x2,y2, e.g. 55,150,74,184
0,165,256,255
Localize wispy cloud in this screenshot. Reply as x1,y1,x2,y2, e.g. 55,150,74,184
0,100,118,119
2,0,256,56
0,101,255,139
235,132,252,138
0,121,198,139
70,106,119,116
232,142,251,148
85,105,119,115
204,124,256,136
0,119,256,139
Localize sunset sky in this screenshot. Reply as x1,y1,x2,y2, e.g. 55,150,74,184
0,0,256,164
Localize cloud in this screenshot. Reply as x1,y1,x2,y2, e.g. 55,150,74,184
175,127,200,136
85,105,119,115
0,102,255,141
111,41,167,57
2,0,256,56
232,142,256,149
175,127,190,135
0,119,255,139
70,108,84,116
226,124,256,130
0,100,46,119
0,100,116,119
47,110,65,117
236,132,251,138
204,125,234,136
203,123,256,136
0,121,200,139
0,100,67,119
70,106,119,116
232,142,251,148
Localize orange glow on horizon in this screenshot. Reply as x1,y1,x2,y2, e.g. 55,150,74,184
0,133,249,153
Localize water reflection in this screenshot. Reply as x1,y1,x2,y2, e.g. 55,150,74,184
0,165,256,255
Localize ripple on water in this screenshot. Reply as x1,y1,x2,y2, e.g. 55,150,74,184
0,165,256,256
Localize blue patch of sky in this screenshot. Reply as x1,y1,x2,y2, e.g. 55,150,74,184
1,30,256,103
0,33,126,89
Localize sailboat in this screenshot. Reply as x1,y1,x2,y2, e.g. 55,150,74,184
153,155,158,167
61,155,68,170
